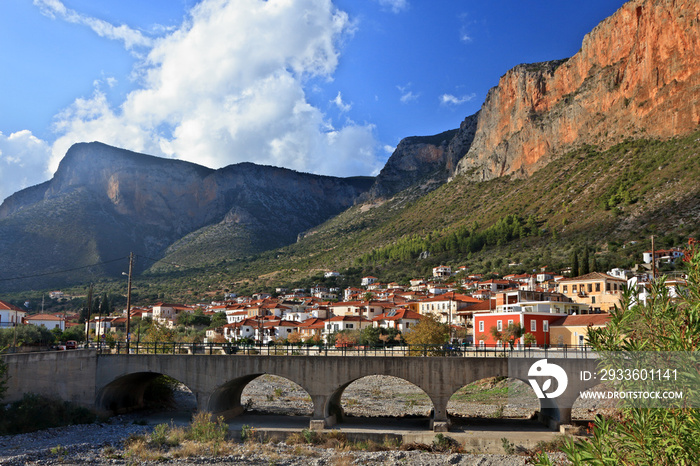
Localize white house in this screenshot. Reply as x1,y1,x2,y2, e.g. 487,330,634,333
324,271,340,278
361,276,378,286
26,313,65,331
432,265,452,278
0,300,26,328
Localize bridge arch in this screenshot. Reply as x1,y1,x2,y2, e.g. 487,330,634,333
96,371,197,414
324,374,436,427
446,375,539,421
208,372,314,419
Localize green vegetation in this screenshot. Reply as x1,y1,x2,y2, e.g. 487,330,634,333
532,245,700,465
0,325,55,348
0,393,97,435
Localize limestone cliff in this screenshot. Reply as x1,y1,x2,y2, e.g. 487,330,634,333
456,0,700,180
367,112,478,200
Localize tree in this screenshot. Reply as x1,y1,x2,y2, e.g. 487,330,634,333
402,314,449,346
501,323,524,349
581,247,590,275
534,242,700,465
571,250,580,277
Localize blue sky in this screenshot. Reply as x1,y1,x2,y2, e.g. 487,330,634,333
0,0,623,202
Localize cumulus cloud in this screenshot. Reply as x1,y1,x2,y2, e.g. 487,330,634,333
34,0,153,50
0,131,53,202
440,93,476,105
48,0,382,178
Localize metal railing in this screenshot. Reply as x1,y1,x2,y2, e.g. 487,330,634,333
97,342,597,359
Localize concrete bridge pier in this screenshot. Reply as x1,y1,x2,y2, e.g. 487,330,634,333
535,394,575,430
429,394,450,432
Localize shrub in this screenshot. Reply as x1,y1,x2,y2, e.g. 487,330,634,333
186,412,228,444
0,393,97,435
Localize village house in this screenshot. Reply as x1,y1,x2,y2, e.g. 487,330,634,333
297,318,326,340
361,276,378,287
627,273,687,307
152,302,194,326
372,308,422,333
549,314,611,346
557,272,627,312
324,315,372,336
432,265,452,279
25,313,65,331
0,300,26,328
643,248,684,264
472,290,586,348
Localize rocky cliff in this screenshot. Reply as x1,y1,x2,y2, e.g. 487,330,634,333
456,0,700,180
0,142,372,290
367,112,478,200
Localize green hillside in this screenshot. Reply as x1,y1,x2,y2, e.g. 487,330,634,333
132,131,700,300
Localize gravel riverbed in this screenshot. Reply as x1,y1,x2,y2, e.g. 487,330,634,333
0,376,603,465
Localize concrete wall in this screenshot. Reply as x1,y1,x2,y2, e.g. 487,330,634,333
2,349,97,408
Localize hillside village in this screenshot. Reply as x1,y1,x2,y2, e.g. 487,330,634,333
1,247,688,351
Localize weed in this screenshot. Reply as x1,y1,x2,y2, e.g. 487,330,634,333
501,437,516,455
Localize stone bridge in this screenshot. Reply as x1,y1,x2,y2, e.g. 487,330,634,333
2,350,599,431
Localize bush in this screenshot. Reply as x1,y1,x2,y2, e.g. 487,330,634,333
186,412,228,444
0,393,97,435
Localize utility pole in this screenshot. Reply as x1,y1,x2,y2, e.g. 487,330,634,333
651,235,656,280
126,252,133,354
85,284,93,345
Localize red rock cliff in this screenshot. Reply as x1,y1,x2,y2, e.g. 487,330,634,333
456,0,700,180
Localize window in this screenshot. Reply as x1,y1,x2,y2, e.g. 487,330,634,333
543,321,549,332
531,320,536,332
479,321,484,332
591,296,596,304
347,324,354,329
587,284,592,293
508,319,513,327
595,283,601,292
563,285,568,292
497,320,503,331
572,285,578,292
606,283,611,292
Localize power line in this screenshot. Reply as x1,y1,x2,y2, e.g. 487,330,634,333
0,257,128,282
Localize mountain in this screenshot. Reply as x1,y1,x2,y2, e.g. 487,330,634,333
364,113,479,201
1,0,699,296
455,0,700,180
0,142,372,291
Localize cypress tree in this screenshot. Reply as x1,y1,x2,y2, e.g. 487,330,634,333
582,247,590,275
572,250,580,277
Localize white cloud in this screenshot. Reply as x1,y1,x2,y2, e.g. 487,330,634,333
0,131,53,202
397,84,419,103
331,91,352,113
375,0,408,14
34,0,153,50
48,0,383,178
440,93,476,105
